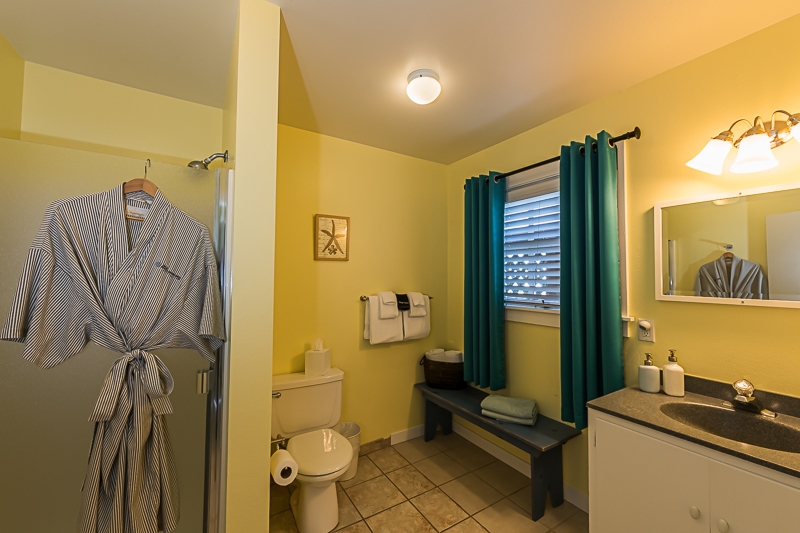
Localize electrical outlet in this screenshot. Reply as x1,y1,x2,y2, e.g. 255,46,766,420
638,319,655,342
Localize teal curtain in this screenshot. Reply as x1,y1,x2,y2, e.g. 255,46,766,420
560,131,625,430
464,172,506,391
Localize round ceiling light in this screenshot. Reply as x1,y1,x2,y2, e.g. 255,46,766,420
406,69,441,105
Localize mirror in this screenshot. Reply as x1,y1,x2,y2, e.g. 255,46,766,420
655,183,800,308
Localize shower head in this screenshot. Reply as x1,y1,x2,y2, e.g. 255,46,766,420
188,150,229,169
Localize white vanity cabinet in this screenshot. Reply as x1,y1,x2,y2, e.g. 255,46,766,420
589,410,800,533
709,460,800,532
591,417,709,532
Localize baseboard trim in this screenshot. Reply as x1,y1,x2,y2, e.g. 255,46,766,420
450,422,531,476
563,485,589,514
388,421,589,513
451,422,589,513
390,425,424,445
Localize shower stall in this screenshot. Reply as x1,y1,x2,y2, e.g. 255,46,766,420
0,137,233,533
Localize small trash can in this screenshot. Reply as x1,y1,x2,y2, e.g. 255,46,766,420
334,422,361,481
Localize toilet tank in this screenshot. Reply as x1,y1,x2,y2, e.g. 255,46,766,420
271,368,344,438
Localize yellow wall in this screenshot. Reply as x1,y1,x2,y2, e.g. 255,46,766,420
20,62,222,165
273,124,448,443
0,32,24,139
446,13,800,498
663,199,750,293
223,0,281,529
663,190,800,294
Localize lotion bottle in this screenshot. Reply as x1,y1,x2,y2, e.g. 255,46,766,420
638,353,660,393
663,349,684,397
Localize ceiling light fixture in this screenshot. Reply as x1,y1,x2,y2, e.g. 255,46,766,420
687,111,800,175
406,69,441,105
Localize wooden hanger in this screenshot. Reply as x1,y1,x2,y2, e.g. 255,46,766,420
123,159,158,197
721,244,734,262
123,159,157,220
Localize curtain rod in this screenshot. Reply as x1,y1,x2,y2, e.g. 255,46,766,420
463,127,641,188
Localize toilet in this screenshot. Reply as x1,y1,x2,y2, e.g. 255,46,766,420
272,368,353,533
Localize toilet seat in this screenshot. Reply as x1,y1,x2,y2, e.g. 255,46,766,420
287,428,353,477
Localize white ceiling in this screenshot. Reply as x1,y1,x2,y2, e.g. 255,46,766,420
1,1,799,163
276,0,800,163
0,0,238,107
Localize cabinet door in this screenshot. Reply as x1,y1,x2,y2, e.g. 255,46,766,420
709,459,800,532
592,418,709,533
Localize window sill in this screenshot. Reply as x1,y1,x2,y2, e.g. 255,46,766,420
505,306,559,327
505,307,637,337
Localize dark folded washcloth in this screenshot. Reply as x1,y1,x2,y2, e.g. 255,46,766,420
480,395,538,419
481,409,538,426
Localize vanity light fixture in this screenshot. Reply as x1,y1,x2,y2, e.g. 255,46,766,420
687,111,800,175
729,120,778,174
406,69,441,105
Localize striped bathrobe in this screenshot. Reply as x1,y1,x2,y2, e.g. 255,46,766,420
1,185,226,533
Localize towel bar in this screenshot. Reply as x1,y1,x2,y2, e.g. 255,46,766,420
359,294,433,301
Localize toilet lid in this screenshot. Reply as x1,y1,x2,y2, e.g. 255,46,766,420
287,429,354,477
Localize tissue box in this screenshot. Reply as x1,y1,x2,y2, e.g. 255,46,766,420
305,349,331,376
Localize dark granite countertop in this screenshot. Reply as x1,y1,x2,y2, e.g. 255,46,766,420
587,381,800,480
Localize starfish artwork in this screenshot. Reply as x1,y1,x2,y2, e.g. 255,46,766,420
315,214,350,261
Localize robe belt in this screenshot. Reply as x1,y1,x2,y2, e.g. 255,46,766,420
89,349,175,422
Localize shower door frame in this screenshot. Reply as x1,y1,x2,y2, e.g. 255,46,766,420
204,168,234,533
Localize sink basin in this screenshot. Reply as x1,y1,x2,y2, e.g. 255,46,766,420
659,402,800,454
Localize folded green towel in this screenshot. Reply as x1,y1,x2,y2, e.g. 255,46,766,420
481,409,538,426
480,395,538,419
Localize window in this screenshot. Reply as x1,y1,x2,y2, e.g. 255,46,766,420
501,145,630,331
504,190,560,310
502,161,561,313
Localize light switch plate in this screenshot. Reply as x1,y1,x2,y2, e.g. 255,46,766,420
638,318,655,342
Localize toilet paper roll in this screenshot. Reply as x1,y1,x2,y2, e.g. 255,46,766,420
270,449,298,486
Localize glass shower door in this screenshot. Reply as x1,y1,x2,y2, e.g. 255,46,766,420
0,138,218,532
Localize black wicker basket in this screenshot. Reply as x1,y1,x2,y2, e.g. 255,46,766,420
419,355,465,390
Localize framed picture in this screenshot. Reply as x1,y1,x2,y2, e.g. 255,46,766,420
314,214,350,261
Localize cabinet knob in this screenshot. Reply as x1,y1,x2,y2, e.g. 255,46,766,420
718,518,729,533
689,506,700,519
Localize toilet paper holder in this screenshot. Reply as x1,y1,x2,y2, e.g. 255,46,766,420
271,434,288,448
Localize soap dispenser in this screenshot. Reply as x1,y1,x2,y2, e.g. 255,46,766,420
638,353,660,393
663,349,684,397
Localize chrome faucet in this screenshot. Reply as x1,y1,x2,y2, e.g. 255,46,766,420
728,379,776,418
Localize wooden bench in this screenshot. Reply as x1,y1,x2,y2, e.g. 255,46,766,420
414,382,581,521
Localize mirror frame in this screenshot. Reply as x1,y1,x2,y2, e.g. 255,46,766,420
654,181,800,309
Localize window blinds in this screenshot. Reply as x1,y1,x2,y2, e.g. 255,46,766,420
503,162,560,311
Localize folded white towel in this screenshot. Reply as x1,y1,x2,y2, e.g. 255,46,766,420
424,349,446,362
403,295,431,340
409,292,425,306
364,300,371,340
378,291,399,319
407,292,427,317
365,296,403,344
444,350,464,363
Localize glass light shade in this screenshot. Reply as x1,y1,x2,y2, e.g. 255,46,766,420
406,71,441,105
686,138,733,175
792,122,800,146
730,133,778,173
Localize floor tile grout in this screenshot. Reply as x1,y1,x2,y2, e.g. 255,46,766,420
407,485,472,532
375,443,472,532
277,436,588,533
339,482,364,523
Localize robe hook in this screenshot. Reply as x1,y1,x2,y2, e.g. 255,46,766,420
144,159,151,179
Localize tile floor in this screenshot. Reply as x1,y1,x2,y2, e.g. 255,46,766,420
270,432,589,533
